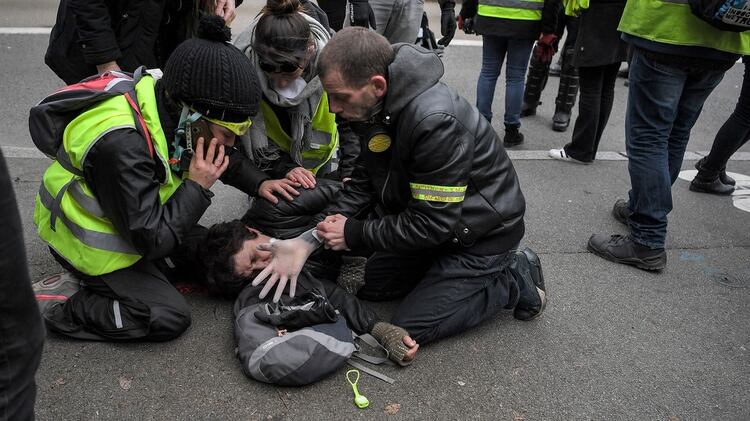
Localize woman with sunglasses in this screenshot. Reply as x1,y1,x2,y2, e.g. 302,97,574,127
234,0,346,191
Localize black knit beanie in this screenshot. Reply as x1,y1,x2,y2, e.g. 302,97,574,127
163,15,260,122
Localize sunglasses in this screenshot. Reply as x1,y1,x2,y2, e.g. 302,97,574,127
259,60,302,74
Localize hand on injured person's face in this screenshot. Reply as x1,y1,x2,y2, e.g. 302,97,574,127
316,214,350,251
251,229,321,302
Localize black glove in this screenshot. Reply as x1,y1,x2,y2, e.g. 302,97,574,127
349,0,377,30
438,0,456,46
458,16,475,35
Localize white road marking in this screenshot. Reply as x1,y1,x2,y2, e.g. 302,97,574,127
0,27,52,34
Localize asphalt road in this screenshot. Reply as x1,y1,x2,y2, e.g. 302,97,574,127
1,1,749,420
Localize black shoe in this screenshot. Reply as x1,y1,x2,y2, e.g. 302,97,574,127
720,171,736,187
611,199,629,226
587,234,666,271
520,103,537,118
694,158,736,186
504,125,524,147
511,248,547,321
552,110,570,132
689,177,734,195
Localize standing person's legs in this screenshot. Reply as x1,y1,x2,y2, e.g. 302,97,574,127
380,0,424,43
564,62,620,162
564,65,606,162
666,70,728,184
591,62,621,153
702,61,750,173
503,38,535,127
476,35,508,123
0,150,44,421
625,49,725,249
43,258,191,341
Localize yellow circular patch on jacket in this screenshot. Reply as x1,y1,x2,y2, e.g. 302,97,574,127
368,134,391,152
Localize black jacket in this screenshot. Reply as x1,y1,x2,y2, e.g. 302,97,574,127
320,44,526,256
81,80,268,260
460,0,560,39
572,0,627,68
45,0,243,85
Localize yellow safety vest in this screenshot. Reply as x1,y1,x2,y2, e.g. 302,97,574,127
260,92,339,175
34,76,181,276
478,0,544,21
618,0,750,56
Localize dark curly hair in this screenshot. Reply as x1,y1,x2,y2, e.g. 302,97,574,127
200,220,259,296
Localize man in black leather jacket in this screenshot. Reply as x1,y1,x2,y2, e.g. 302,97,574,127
251,27,548,345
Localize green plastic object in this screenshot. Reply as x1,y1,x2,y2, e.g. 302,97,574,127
346,369,370,409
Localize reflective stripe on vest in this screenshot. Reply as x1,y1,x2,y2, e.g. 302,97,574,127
478,0,543,21
34,76,182,276
260,92,339,175
618,0,750,56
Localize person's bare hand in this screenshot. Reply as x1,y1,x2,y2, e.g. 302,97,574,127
188,137,228,189
214,0,237,25
259,179,300,204
402,335,419,363
96,61,120,74
286,167,316,189
316,214,349,250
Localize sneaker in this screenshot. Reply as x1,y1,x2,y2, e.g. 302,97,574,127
548,148,591,165
504,125,525,147
587,234,666,271
33,272,81,314
611,199,629,226
512,248,547,321
549,61,562,77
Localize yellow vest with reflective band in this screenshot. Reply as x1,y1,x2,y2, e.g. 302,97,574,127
478,0,543,21
260,92,339,175
33,76,181,276
618,0,750,56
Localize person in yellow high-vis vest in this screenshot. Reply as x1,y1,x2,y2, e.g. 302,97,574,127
587,0,750,271
234,0,360,193
30,17,296,342
459,0,561,147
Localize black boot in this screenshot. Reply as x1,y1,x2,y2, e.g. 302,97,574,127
691,158,734,195
552,45,578,132
510,248,547,321
521,43,551,118
504,124,524,147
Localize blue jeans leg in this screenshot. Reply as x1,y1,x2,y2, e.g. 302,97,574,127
503,38,535,126
625,48,726,248
477,35,508,123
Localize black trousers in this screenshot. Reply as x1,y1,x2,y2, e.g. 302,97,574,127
43,228,208,342
564,62,621,162
358,249,523,345
704,61,750,172
0,151,45,421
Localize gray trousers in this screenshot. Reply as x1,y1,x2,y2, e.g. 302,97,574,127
345,0,425,43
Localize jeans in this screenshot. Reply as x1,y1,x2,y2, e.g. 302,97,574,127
625,48,728,248
564,62,621,162
704,61,750,173
477,36,535,126
0,150,44,421
358,249,526,345
344,0,425,43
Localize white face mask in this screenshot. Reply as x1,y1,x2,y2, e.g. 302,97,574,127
273,77,307,99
